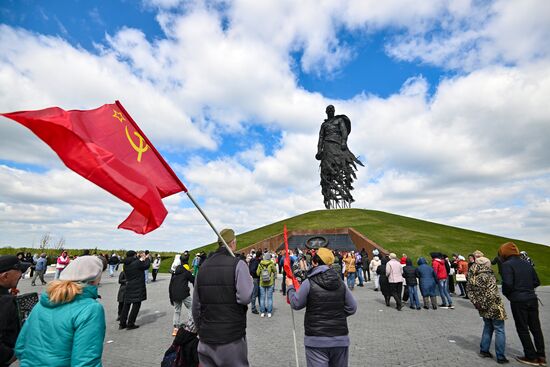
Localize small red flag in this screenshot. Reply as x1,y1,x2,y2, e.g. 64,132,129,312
284,225,300,304
1,101,187,234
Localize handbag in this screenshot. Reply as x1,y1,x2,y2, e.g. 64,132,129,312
455,274,467,282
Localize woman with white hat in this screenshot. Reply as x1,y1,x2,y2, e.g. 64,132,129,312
15,255,107,366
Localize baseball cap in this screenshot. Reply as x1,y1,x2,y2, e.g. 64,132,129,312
0,255,32,273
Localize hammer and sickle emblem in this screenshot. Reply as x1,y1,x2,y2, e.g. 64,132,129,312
125,126,149,162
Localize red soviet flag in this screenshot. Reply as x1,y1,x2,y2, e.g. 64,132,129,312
284,224,300,304
1,101,187,234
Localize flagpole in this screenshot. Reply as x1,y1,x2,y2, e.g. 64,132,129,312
186,191,235,257
290,306,300,367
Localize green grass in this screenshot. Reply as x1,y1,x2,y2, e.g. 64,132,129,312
189,209,550,284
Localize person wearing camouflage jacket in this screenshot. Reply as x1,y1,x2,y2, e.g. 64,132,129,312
466,256,508,364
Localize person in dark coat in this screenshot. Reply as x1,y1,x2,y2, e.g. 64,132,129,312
0,256,30,367
415,257,438,310
169,260,195,335
117,271,126,321
119,250,150,330
403,258,420,310
377,257,391,306
499,242,546,366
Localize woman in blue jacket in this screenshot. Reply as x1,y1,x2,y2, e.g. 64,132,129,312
415,257,439,310
16,255,106,366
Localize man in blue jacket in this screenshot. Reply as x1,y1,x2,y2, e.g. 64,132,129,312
499,242,545,366
286,247,357,367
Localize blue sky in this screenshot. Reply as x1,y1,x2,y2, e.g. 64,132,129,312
0,0,549,250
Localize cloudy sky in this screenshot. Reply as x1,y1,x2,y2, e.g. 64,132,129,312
1,0,549,251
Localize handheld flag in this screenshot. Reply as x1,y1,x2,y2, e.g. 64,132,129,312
1,101,186,234
284,225,300,298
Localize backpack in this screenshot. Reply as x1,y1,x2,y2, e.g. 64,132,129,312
260,265,271,283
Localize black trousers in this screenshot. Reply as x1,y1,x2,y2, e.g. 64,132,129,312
120,302,142,326
511,299,546,360
448,275,455,293
152,269,159,281
281,272,286,295
389,282,403,308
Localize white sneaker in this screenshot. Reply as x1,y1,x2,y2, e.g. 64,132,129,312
267,313,272,318
260,313,265,318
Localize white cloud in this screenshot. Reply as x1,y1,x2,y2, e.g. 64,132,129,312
0,1,549,249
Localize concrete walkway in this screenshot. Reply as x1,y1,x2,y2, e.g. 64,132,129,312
14,271,550,367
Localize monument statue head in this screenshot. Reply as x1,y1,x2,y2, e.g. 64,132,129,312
325,104,335,118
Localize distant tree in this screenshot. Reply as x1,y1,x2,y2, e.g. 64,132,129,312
39,233,51,251
54,236,66,251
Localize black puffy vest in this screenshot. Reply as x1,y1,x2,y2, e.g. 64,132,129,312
196,248,247,344
304,267,348,337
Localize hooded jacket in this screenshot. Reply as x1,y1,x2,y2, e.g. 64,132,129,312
169,265,196,303
501,255,540,302
466,263,507,320
15,285,105,367
432,257,447,280
287,265,357,348
415,257,438,296
256,259,276,287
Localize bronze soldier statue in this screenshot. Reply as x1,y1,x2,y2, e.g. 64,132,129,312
316,105,363,209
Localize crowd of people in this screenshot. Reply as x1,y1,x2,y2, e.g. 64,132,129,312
0,236,546,367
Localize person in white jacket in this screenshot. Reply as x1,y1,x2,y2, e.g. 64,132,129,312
369,256,381,291
152,254,161,282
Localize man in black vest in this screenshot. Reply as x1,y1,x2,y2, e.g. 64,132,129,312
286,247,357,367
0,255,30,366
192,229,253,367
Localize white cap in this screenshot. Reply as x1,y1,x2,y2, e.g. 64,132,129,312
59,256,104,282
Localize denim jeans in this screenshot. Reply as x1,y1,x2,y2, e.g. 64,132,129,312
259,285,274,313
109,264,116,276
480,318,506,361
251,278,259,312
356,266,364,286
54,268,63,280
408,285,420,308
438,279,453,306
347,272,356,289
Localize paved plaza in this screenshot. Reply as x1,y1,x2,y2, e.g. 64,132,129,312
14,271,550,367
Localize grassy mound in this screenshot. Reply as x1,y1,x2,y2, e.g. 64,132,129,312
191,209,550,284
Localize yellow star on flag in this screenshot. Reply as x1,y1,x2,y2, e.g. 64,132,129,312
112,110,125,123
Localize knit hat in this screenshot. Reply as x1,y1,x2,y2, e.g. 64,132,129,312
475,256,491,267
498,242,520,259
263,253,272,261
317,247,334,266
59,256,104,282
218,228,235,246
473,250,485,258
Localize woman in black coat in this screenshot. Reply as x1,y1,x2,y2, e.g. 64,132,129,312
119,251,150,329
377,257,391,306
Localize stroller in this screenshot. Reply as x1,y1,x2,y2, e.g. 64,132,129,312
161,318,200,367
